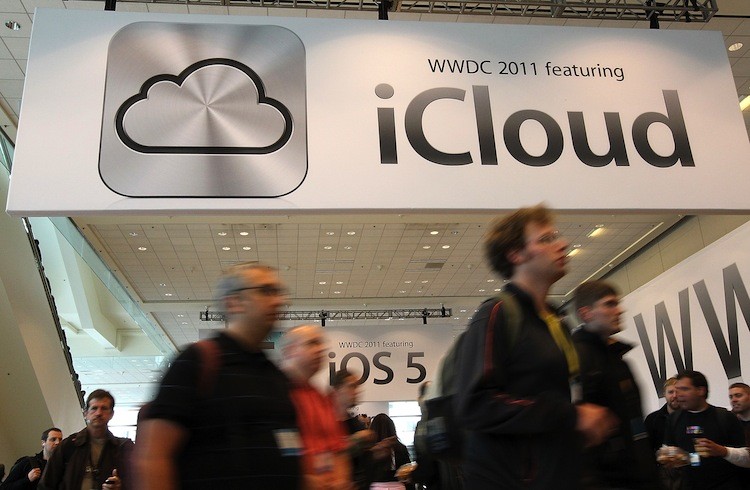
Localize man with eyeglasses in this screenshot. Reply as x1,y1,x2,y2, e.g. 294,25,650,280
134,263,302,489
454,204,615,490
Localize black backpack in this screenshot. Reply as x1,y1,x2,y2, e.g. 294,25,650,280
422,291,522,463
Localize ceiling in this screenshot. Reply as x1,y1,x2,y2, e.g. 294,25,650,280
4,0,750,411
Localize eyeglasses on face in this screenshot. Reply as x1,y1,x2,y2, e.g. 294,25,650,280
531,230,562,245
235,284,288,297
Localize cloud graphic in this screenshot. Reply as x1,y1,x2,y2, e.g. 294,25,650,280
115,58,293,154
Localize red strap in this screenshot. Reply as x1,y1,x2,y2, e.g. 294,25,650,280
483,300,503,379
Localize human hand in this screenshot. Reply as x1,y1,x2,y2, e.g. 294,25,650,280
575,403,618,447
27,467,41,482
695,438,728,458
102,468,121,490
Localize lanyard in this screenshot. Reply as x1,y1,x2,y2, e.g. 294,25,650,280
541,311,580,378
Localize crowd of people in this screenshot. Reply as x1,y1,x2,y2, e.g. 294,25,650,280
1,205,749,489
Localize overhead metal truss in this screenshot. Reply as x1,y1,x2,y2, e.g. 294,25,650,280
138,0,721,22
200,306,453,323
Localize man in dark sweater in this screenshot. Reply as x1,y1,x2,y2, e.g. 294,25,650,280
572,280,659,490
663,371,745,490
0,428,62,490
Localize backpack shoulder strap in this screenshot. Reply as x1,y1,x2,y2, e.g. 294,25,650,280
194,338,222,397
496,290,522,348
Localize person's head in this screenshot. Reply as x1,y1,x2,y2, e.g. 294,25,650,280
729,382,750,416
574,281,623,339
280,325,326,381
484,204,569,282
41,428,63,460
675,371,709,411
332,368,361,409
663,376,680,412
84,389,115,432
369,413,397,442
215,262,288,335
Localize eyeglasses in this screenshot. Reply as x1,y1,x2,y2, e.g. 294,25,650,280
235,285,288,297
531,230,562,245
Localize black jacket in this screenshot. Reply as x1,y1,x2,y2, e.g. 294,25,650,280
454,284,580,490
0,452,45,490
37,428,133,490
573,327,660,489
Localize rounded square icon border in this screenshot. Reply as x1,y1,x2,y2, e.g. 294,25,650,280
99,22,307,198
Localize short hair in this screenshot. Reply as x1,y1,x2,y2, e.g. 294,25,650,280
279,324,320,354
484,204,554,279
214,262,277,311
573,280,619,312
664,376,678,390
41,427,62,441
332,368,356,389
85,389,115,411
729,382,750,394
676,371,709,398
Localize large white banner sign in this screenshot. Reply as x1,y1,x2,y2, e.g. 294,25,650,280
620,221,750,415
7,9,750,215
308,324,455,401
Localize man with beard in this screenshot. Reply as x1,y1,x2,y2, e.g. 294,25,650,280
646,377,681,452
1,428,62,489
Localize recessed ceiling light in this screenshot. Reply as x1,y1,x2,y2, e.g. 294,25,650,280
326,231,335,236
177,314,184,317
460,309,467,313
137,246,147,251
399,290,407,293
159,283,167,287
487,279,495,282
573,244,582,248
222,246,231,251
430,231,439,235
217,232,227,236
494,288,502,292
128,232,138,237
239,231,249,236
729,42,744,52
344,246,352,250
324,246,333,250
567,248,580,257
335,281,343,285
347,231,356,235
334,291,341,294
405,280,412,284
5,20,21,31
319,281,327,285
442,245,450,249
422,245,431,249
587,225,605,238
181,322,188,325
479,289,486,292
421,280,429,283
242,246,252,251
164,293,173,297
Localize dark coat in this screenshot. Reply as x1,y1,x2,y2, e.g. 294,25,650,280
454,284,581,490
37,428,133,490
573,327,660,489
0,452,46,490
